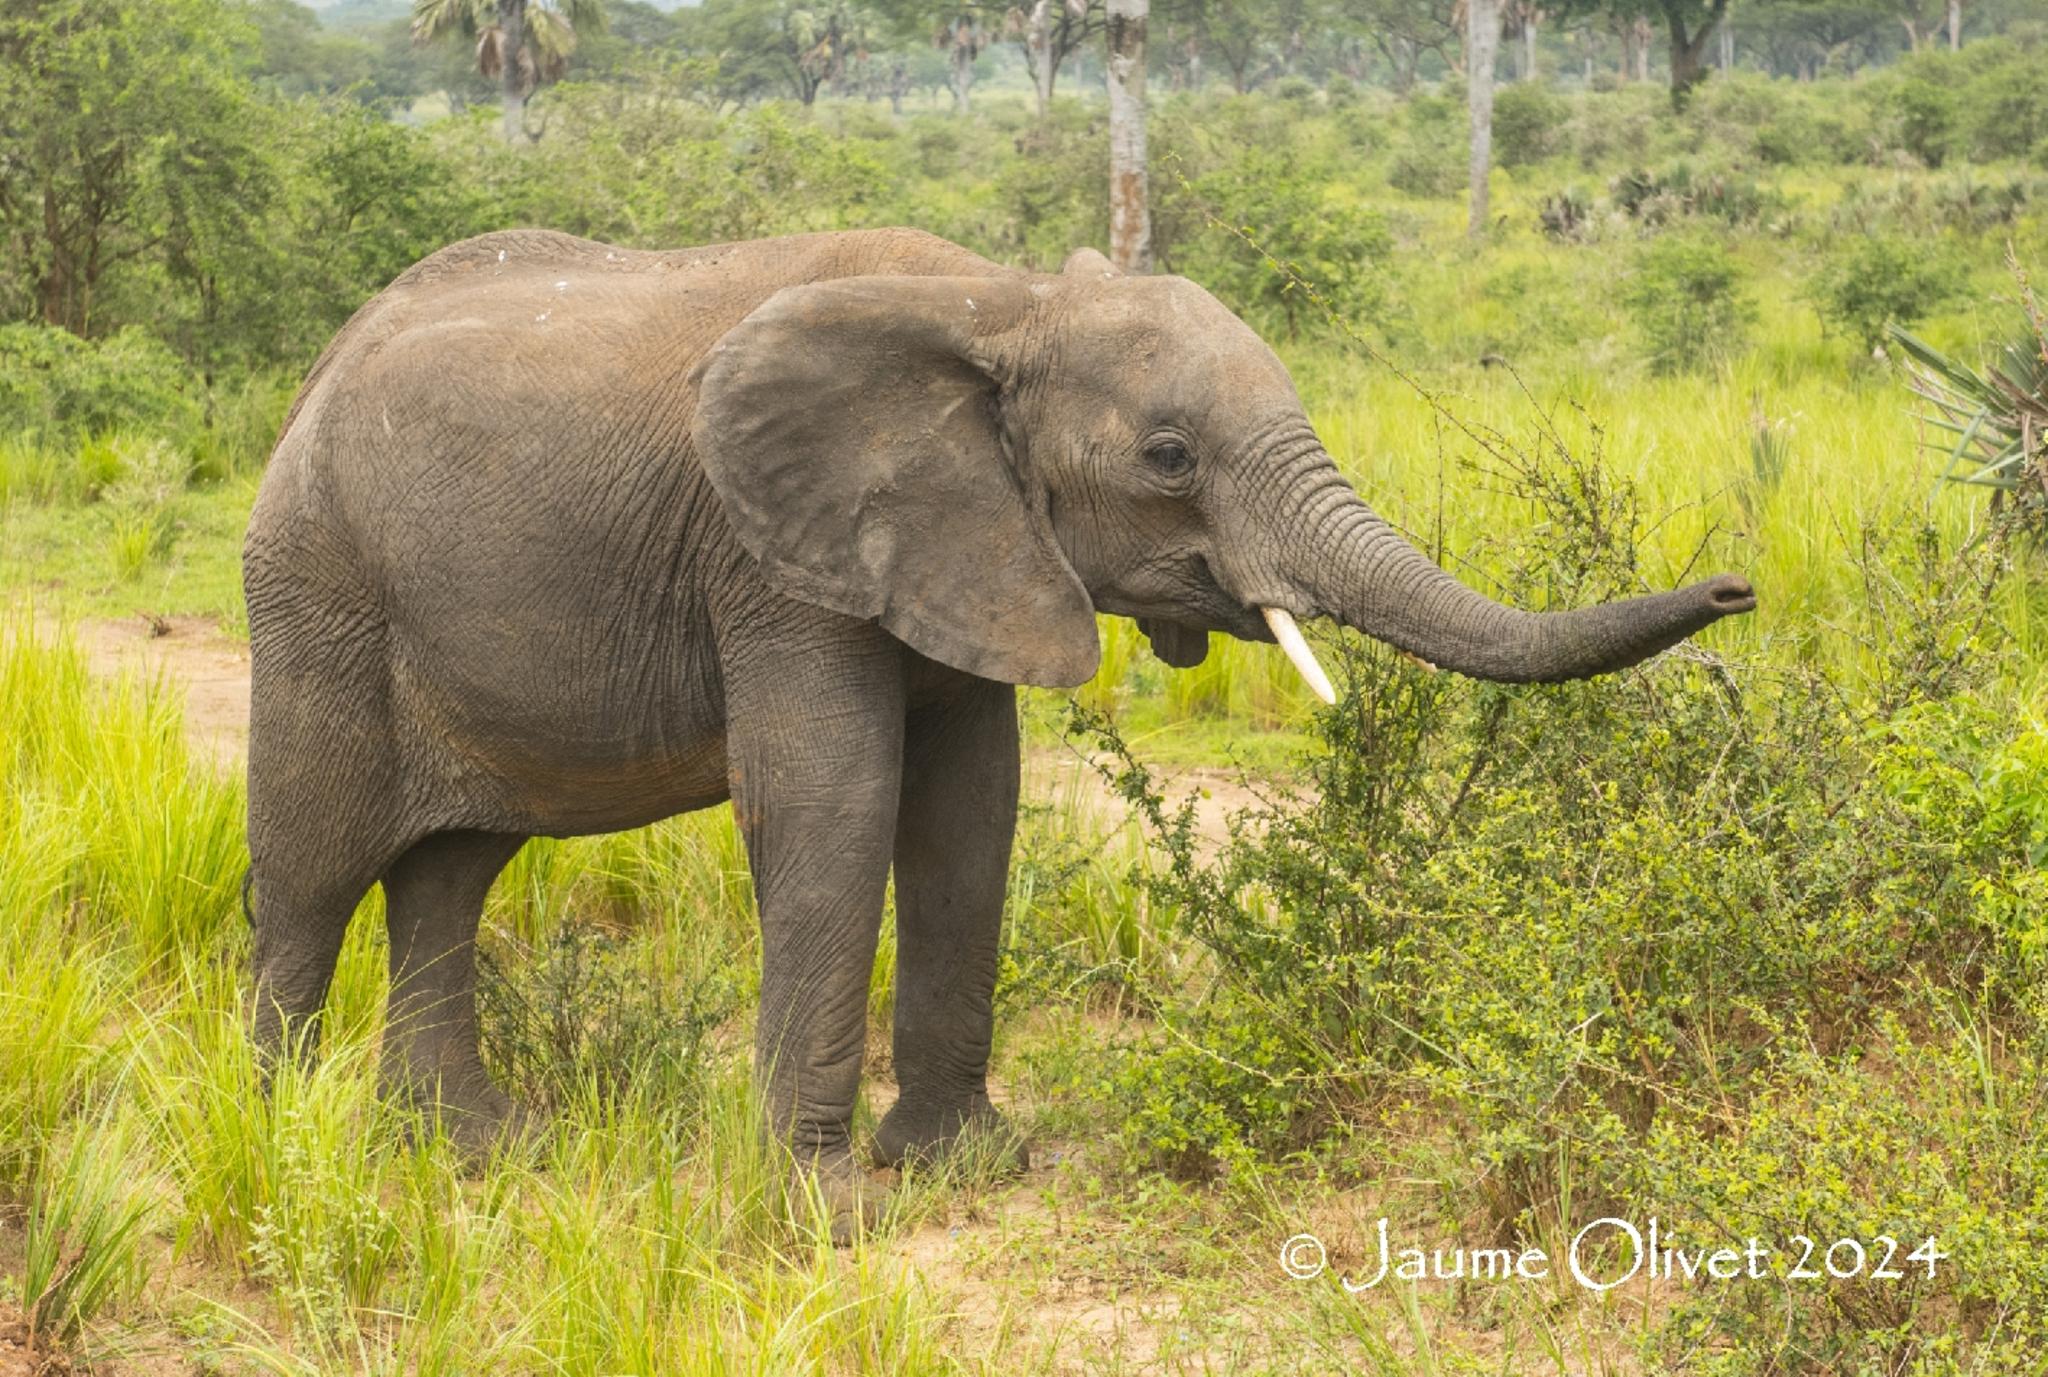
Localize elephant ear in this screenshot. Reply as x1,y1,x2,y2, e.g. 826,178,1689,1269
691,274,1100,688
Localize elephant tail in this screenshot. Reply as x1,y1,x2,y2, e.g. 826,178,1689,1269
241,867,256,929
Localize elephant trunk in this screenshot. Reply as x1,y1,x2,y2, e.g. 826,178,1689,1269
1263,453,1754,691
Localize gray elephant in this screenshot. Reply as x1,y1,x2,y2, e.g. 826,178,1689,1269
243,227,1754,1234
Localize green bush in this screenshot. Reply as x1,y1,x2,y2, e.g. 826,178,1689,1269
1158,146,1394,340
0,324,202,446
1637,1013,2048,1369
1563,81,1662,169
1272,75,1317,106
477,925,737,1118
1945,39,2048,162
1622,234,1755,373
1883,77,1959,167
1830,171,2043,236
1385,91,1466,197
1491,81,1565,168
1104,989,1301,1184
1808,234,1965,350
968,106,1108,270
1610,161,1786,228
1084,428,2032,1229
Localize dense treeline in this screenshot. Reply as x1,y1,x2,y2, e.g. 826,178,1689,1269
3,0,2044,393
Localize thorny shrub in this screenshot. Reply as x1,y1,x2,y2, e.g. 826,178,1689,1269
1073,407,2047,1366
477,925,737,1120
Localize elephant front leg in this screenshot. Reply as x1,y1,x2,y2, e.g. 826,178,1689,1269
726,627,906,1239
875,678,1027,1173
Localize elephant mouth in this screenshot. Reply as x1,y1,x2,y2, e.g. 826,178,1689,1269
1136,616,1210,668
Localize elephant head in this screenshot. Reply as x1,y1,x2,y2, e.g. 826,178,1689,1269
691,255,1755,698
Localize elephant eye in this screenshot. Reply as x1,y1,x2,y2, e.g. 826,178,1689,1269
1144,439,1194,480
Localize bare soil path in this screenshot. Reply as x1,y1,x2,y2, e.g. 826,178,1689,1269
67,614,251,770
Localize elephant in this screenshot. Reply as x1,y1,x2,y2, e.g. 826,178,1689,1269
243,226,1755,1236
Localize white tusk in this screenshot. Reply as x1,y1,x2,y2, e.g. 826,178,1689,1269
1261,607,1336,706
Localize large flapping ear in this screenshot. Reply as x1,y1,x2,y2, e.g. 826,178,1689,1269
691,274,1100,688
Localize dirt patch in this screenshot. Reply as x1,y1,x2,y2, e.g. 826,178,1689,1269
1026,749,1286,854
0,1304,69,1377
68,615,249,768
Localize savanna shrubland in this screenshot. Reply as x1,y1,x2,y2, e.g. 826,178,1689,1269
1058,417,2048,1369
6,5,2048,1367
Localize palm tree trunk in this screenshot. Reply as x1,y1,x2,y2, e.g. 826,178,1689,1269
1467,0,1501,239
1107,0,1150,273
498,0,526,142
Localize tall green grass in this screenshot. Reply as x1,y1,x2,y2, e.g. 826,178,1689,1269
0,619,1003,1372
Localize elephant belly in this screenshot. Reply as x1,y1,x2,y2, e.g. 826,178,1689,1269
388,628,733,839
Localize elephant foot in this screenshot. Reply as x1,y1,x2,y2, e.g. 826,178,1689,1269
387,1064,535,1163
792,1149,891,1247
873,1093,1028,1175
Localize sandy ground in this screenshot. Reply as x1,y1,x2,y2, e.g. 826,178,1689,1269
0,1304,51,1377
66,614,252,770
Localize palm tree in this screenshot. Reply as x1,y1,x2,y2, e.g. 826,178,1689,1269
932,13,990,113
412,0,606,143
783,2,882,105
1894,322,2048,513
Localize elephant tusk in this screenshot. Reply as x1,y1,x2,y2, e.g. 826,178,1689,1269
1261,607,1336,706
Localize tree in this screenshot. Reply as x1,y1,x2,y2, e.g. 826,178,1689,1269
1510,0,1541,77
1011,0,1105,116
1740,0,1885,77
1107,0,1149,271
1328,0,1461,92
1172,0,1287,92
932,12,990,111
411,0,606,141
1008,0,1101,118
777,2,883,104
1556,0,1729,105
1892,0,1950,51
1467,0,1502,238
681,0,808,107
0,0,259,335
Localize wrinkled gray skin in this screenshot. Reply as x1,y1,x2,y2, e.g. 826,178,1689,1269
245,227,1754,1235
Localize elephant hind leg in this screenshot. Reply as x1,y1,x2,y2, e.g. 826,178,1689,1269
248,849,390,1065
246,522,409,1064
246,712,406,1067
380,829,528,1153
